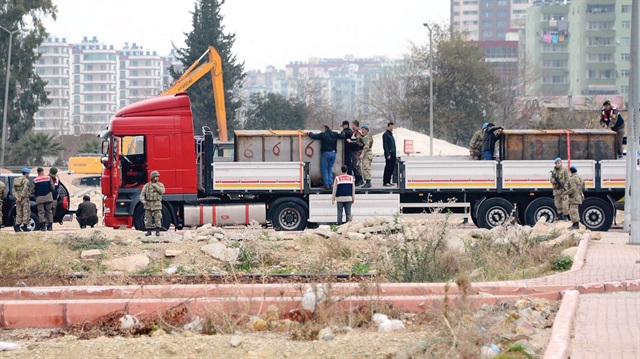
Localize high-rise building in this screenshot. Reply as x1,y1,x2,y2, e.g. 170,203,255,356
71,36,118,134
524,0,631,98
118,43,163,108
34,37,72,135
451,0,535,41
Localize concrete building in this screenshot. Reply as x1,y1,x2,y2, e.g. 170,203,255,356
161,49,183,93
34,37,73,135
71,36,118,134
118,43,163,108
524,0,631,99
451,0,535,41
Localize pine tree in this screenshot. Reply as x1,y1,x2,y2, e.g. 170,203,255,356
0,1,56,142
171,0,245,139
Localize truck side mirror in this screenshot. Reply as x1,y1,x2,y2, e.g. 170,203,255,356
101,140,109,155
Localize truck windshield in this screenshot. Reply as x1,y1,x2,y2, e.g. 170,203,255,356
119,135,147,188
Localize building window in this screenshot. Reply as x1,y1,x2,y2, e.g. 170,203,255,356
622,53,630,61
622,5,631,13
621,86,629,94
620,37,631,46
622,21,631,29
462,0,477,4
482,30,493,38
587,5,614,13
463,10,478,15
587,21,613,30
621,69,630,78
497,0,507,5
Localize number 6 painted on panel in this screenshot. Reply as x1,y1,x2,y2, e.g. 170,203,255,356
244,143,254,158
272,142,281,156
305,140,315,158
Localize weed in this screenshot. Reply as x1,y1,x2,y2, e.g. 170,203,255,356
269,267,295,274
258,231,272,241
550,255,573,271
63,231,111,251
330,224,340,232
351,262,371,275
136,258,171,275
323,236,352,260
175,265,196,275
495,343,535,359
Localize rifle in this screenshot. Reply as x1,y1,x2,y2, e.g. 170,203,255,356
550,171,563,189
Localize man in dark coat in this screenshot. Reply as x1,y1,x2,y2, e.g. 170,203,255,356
382,122,397,186
308,125,345,188
76,195,99,228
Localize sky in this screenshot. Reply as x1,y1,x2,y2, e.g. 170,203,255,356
42,0,450,70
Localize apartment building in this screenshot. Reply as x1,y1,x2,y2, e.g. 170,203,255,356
451,0,534,41
118,43,163,108
524,0,631,99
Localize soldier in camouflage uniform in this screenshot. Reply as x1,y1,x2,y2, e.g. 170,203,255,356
564,166,584,230
13,168,31,232
550,157,570,221
359,125,374,188
0,178,6,229
140,171,165,236
469,123,489,160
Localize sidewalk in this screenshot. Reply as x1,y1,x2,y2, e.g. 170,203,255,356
565,231,640,359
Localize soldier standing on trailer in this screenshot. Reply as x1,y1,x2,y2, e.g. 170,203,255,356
347,120,364,186
140,171,165,236
360,125,373,188
565,165,585,230
550,157,571,221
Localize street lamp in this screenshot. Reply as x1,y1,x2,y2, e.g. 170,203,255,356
423,22,434,156
0,25,19,167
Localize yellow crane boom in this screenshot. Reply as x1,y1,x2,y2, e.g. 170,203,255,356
161,46,228,142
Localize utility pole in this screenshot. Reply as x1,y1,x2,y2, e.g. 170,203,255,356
630,0,640,244
0,25,19,167
423,23,434,156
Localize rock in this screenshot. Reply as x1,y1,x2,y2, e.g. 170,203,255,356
480,346,497,358
0,342,20,351
119,314,140,330
197,223,213,233
183,316,203,332
141,233,182,243
182,231,195,241
112,236,133,245
151,328,167,337
561,246,578,258
213,233,225,240
514,339,536,356
200,243,240,264
80,249,102,259
301,285,325,312
347,232,365,241
165,266,178,275
317,225,331,232
165,250,182,257
378,319,405,332
229,335,243,347
251,318,268,331
530,217,551,238
228,232,246,241
315,230,333,238
514,317,535,336
103,254,150,273
318,327,335,341
196,235,210,242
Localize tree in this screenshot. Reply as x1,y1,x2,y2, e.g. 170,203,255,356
171,0,245,138
244,93,307,130
0,1,57,142
407,27,502,145
10,132,64,165
80,139,101,154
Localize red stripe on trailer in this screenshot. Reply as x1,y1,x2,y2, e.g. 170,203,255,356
245,203,250,225
199,204,204,226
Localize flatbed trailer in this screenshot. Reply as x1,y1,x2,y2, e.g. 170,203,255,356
100,93,625,232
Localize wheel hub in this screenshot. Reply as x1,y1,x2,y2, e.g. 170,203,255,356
584,207,603,227
487,207,507,227
280,208,300,229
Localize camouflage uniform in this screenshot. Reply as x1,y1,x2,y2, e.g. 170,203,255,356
140,172,165,233
469,129,483,160
0,181,6,226
350,129,364,184
566,172,585,225
361,132,374,182
550,165,570,218
13,175,31,227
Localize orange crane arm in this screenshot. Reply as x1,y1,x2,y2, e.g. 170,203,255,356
161,46,228,141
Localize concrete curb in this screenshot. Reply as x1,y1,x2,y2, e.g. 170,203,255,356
570,231,590,272
543,290,580,359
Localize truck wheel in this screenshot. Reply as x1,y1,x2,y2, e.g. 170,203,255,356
524,197,557,226
133,206,171,231
24,213,39,232
270,200,308,231
477,198,513,229
580,197,613,232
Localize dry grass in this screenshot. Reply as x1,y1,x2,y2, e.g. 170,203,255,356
0,235,70,280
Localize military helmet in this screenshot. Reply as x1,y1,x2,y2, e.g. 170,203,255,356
150,171,160,179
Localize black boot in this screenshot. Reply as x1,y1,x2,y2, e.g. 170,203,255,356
47,223,53,231
354,175,364,186
145,230,152,236
19,224,27,232
155,228,161,236
568,222,579,230
362,180,372,188
14,225,21,232
40,223,46,232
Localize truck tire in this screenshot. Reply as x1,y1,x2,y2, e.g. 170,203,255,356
524,197,557,226
477,197,514,229
270,199,308,231
580,197,613,232
133,205,171,231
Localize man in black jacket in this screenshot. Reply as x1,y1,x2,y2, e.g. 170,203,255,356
382,122,397,186
76,195,99,228
482,123,503,160
309,125,345,188
340,120,354,175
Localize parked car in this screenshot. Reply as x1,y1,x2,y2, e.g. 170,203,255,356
0,174,75,231
72,175,101,187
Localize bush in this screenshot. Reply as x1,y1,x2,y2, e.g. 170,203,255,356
551,255,573,271
64,231,111,251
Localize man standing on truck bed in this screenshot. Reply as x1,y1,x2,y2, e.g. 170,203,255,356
140,171,165,236
470,123,489,160
550,158,571,221
33,167,54,231
482,123,503,160
360,125,373,188
383,122,397,187
308,125,345,189
565,165,584,230
13,168,31,232
340,121,353,176
347,120,365,186
599,100,625,158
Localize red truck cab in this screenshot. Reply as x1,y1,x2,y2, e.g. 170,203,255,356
100,93,198,228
